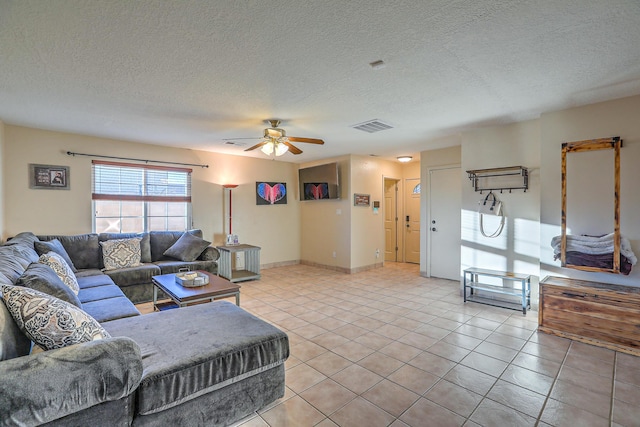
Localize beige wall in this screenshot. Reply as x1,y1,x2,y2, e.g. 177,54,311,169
0,120,4,241
299,155,406,271
540,95,640,286
299,156,351,270
349,155,403,270
3,125,300,266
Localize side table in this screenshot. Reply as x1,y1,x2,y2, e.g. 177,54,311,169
217,244,261,283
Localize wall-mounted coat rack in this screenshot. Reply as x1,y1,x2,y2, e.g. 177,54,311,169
466,166,528,193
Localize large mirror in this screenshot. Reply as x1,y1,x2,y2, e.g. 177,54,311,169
560,137,621,273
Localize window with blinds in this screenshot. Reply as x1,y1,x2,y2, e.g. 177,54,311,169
92,161,192,233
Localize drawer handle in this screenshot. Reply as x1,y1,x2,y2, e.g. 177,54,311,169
561,292,597,298
562,292,585,298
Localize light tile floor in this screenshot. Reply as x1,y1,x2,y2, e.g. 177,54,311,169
141,262,640,426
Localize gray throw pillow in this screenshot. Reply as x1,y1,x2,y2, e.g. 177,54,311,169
163,232,211,262
16,263,82,308
34,239,78,272
1,285,110,351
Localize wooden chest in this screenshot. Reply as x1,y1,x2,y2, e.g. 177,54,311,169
539,276,640,356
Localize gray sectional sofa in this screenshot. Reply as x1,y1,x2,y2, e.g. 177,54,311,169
0,231,289,426
37,229,220,304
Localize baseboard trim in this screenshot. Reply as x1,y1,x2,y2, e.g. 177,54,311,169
261,260,299,270
299,260,383,274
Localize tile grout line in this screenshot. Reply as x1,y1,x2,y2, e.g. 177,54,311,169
609,352,616,427
534,339,572,426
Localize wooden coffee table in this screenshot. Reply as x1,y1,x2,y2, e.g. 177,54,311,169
152,270,241,311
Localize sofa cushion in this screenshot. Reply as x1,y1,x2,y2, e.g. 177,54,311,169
37,233,101,270
154,259,217,275
81,296,140,323
16,262,82,307
38,252,80,295
102,301,289,415
150,229,203,262
34,239,78,272
0,337,143,426
76,273,116,289
100,232,152,263
104,263,161,288
100,237,143,270
78,284,127,304
163,232,211,262
5,232,40,248
1,285,111,351
0,298,31,361
0,247,32,285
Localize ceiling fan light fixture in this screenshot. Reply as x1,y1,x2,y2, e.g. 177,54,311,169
397,156,412,163
274,142,289,156
261,141,275,155
260,140,289,156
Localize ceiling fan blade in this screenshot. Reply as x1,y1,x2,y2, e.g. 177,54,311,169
288,137,324,145
283,141,303,155
244,141,268,152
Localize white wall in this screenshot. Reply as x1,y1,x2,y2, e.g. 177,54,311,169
460,120,541,304
419,143,463,277
540,95,640,286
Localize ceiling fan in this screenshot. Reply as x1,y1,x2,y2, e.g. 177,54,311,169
242,120,324,156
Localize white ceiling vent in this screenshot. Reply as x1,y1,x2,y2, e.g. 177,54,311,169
222,140,248,147
351,119,394,133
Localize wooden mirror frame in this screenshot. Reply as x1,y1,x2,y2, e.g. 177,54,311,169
561,137,622,273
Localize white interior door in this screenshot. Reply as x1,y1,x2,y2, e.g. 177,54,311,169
404,178,420,264
429,167,461,280
384,179,398,261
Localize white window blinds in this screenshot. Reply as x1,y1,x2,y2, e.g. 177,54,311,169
92,161,192,202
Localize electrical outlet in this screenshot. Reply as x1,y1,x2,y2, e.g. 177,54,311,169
375,249,380,258
332,251,337,258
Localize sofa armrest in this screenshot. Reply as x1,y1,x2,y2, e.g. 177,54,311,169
199,246,220,262
0,337,142,426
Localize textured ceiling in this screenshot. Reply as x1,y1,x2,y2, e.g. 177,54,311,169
1,0,640,163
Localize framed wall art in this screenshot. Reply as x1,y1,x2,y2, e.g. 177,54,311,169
354,193,370,206
29,164,70,190
256,182,287,205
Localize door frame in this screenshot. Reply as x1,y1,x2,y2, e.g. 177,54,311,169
425,164,461,277
404,177,421,264
383,176,402,263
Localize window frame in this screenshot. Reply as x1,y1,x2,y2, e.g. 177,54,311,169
92,160,193,233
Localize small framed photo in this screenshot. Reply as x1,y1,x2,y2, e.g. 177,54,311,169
29,164,70,190
354,193,370,206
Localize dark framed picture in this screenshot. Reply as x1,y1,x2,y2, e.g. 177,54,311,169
303,182,329,200
354,193,370,206
256,182,287,205
29,164,70,190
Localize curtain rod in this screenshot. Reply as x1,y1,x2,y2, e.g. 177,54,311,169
66,151,209,168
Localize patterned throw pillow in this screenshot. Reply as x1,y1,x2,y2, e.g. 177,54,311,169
100,237,142,271
1,284,110,351
38,252,80,295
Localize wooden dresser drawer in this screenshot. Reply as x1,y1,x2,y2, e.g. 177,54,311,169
539,276,640,356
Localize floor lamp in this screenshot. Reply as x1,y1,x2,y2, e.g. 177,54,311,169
223,184,238,244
